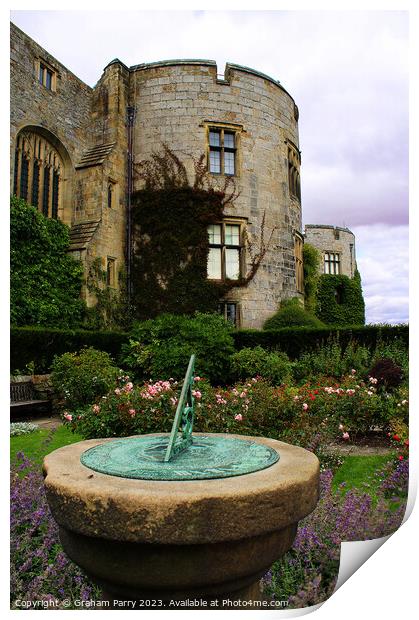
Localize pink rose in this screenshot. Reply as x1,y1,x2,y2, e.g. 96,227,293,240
63,412,72,422
92,404,100,413
342,432,350,440
234,414,243,422
128,408,136,417
302,403,308,411
192,390,202,400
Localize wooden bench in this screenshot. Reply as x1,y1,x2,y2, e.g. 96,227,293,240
10,381,51,417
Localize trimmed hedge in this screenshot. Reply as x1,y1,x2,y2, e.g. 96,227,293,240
11,323,408,375
233,325,408,360
11,327,129,374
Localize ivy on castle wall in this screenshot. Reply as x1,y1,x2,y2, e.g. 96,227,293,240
315,270,365,326
303,243,321,314
131,145,270,321
132,186,231,319
10,196,85,328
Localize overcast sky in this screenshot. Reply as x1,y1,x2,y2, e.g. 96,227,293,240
10,9,409,324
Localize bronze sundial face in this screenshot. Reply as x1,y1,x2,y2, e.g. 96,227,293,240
80,355,279,480
80,434,279,480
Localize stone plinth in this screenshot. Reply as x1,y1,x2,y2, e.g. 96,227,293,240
43,433,319,606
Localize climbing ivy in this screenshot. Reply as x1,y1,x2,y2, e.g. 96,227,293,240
10,196,85,328
131,146,272,320
84,259,134,331
303,243,321,314
315,270,365,326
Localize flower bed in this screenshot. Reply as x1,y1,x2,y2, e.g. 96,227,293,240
65,371,408,450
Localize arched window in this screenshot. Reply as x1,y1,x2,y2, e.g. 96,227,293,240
287,144,301,202
13,130,65,220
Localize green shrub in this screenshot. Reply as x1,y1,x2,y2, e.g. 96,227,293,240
10,196,85,328
121,312,235,384
50,347,120,409
230,346,292,385
264,298,325,330
10,327,130,374
293,340,371,382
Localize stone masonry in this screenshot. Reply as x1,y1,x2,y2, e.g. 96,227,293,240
11,22,307,328
304,225,357,278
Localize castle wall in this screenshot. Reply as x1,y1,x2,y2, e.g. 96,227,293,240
129,61,303,328
11,22,304,327
304,225,356,278
10,22,93,226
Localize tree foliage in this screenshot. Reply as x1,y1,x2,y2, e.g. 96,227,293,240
10,196,85,328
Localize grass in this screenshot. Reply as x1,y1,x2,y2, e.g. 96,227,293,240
332,454,395,500
10,424,83,466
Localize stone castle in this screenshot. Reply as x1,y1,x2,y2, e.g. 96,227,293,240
10,22,356,329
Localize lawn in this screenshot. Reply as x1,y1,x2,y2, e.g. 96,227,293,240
332,454,394,498
10,425,83,466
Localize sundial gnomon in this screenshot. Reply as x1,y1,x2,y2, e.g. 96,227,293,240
81,355,279,480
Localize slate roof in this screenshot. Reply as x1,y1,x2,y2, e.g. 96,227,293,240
75,142,115,169
68,220,101,251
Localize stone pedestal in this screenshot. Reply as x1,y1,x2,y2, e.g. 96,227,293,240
43,434,319,605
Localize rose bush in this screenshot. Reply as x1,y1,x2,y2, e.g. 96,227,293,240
65,371,408,447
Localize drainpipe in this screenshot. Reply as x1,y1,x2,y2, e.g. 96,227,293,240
126,105,136,304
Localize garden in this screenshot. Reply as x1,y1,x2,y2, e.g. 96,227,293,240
10,312,409,609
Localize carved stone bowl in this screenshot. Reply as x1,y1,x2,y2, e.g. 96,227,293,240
43,433,319,607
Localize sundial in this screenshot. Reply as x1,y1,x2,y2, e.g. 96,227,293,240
80,355,279,480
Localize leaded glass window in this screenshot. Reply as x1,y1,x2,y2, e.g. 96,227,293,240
324,252,340,275
13,131,64,219
207,221,243,281
208,128,237,176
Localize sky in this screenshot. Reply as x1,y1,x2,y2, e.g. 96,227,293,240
9,9,409,324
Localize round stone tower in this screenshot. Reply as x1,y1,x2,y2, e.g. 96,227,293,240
128,60,303,329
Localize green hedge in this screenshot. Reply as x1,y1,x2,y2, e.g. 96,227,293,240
10,327,130,374
233,325,408,360
11,323,409,375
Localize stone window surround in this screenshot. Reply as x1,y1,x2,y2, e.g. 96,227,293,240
218,300,241,328
13,129,64,220
202,121,244,178
286,139,301,203
324,251,341,275
106,256,117,288
34,57,58,92
107,177,118,209
207,217,247,282
294,230,304,294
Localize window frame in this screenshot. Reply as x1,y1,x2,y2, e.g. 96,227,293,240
13,131,63,220
294,231,304,294
106,257,117,288
287,141,301,202
218,301,241,328
204,122,243,177
324,251,341,275
35,58,57,92
207,219,246,282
